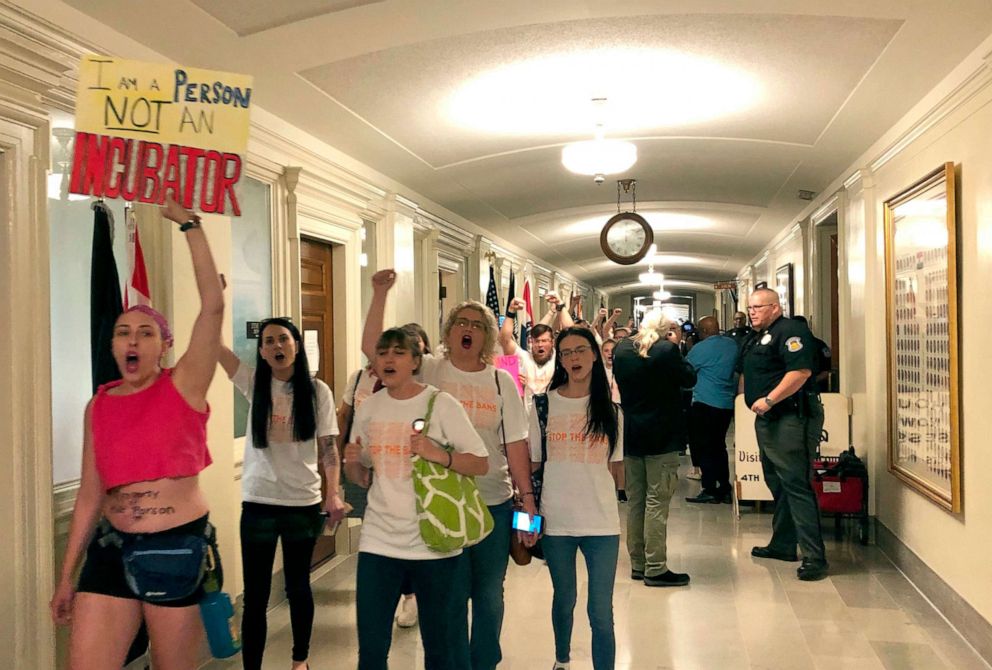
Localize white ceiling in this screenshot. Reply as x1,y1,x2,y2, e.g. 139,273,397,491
56,0,992,292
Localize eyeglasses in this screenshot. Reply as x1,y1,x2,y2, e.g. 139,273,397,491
559,345,592,358
453,317,487,331
747,304,775,312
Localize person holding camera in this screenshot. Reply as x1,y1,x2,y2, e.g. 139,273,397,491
531,326,622,670
613,310,696,587
218,317,344,670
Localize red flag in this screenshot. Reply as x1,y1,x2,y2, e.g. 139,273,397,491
521,279,534,326
125,207,151,308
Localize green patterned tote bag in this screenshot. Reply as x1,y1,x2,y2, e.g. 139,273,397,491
412,391,494,552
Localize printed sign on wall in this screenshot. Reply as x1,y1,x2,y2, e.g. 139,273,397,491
69,55,253,215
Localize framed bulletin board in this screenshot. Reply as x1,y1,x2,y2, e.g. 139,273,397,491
883,162,961,513
775,262,794,318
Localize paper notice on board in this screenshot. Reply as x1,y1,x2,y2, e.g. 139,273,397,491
304,330,319,373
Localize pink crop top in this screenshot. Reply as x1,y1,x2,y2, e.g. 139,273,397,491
91,368,212,491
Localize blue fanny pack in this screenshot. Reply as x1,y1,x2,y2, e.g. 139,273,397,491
100,519,216,603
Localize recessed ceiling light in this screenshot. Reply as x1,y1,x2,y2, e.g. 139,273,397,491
447,48,760,135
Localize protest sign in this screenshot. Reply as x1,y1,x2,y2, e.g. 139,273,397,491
494,355,524,396
69,55,253,215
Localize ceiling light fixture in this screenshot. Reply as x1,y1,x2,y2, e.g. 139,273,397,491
638,269,664,285
562,98,636,183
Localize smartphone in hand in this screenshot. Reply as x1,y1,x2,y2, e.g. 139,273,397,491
512,510,543,534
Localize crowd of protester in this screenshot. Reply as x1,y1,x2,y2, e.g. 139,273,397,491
51,210,832,669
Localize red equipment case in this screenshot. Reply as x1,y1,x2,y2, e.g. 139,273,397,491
812,453,870,544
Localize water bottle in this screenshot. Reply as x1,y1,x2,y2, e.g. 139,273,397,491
199,589,242,658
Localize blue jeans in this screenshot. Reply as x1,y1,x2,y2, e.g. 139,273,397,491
356,552,460,670
451,500,513,670
542,535,619,670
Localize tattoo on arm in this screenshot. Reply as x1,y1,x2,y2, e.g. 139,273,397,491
318,436,339,467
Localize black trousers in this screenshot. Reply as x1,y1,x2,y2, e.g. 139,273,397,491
240,502,322,669
689,402,734,495
754,405,827,562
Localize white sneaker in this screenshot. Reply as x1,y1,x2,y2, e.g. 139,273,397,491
686,467,702,481
395,596,418,628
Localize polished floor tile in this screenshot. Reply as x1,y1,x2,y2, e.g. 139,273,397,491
203,457,990,669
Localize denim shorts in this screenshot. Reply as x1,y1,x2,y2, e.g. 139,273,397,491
76,515,220,607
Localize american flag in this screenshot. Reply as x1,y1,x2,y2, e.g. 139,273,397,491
486,264,501,319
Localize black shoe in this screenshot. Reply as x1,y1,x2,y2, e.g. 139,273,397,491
631,569,644,580
685,492,722,504
617,489,628,502
797,558,829,581
644,570,690,587
751,545,799,562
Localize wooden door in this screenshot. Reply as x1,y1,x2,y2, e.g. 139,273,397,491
301,237,336,567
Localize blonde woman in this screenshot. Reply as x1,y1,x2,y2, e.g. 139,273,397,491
362,270,533,670
611,310,696,587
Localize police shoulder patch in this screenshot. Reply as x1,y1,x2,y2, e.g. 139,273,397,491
785,336,803,352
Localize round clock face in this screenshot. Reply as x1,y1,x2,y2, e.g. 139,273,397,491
600,213,654,265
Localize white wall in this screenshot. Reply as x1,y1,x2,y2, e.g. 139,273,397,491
743,33,992,629
847,80,992,625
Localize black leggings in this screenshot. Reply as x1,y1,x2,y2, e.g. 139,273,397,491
240,502,322,669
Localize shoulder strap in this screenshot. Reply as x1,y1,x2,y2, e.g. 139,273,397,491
353,370,363,397
534,393,549,465
494,369,507,453
421,390,441,434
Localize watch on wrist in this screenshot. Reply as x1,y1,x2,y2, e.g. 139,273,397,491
765,396,775,406
555,304,565,312
179,215,202,232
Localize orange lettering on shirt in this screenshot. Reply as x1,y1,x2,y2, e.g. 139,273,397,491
367,420,412,480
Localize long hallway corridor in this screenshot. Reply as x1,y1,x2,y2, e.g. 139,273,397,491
204,461,989,670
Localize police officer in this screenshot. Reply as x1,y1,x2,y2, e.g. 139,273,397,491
739,288,828,581
727,311,753,347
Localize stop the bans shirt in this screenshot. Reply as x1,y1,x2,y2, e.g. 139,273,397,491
353,384,487,560
529,390,623,537
232,364,338,506
419,357,528,506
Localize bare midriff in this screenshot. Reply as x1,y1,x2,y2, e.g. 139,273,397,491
103,475,209,533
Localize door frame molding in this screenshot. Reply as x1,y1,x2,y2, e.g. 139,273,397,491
0,86,56,670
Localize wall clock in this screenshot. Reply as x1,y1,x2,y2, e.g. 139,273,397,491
600,212,654,265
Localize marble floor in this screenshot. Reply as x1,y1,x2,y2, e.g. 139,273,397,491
204,461,990,670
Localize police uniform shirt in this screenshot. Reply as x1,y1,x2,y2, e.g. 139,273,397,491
811,337,832,392
728,326,753,347
740,316,816,407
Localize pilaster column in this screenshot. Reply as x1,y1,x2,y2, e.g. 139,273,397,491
380,193,417,325
282,166,302,324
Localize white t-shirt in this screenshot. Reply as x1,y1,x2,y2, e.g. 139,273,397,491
343,368,377,409
515,348,557,412
419,357,528,505
232,363,339,506
529,389,623,536
353,385,488,560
